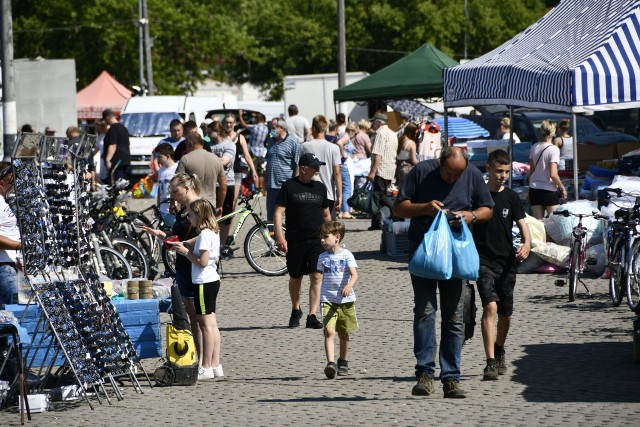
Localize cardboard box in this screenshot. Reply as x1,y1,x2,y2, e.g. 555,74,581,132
576,143,615,171
386,111,404,131
615,141,640,158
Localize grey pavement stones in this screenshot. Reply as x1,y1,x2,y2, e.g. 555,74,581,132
1,197,639,426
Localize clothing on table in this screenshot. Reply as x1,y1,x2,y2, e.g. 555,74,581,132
318,249,357,304
529,142,560,192
191,228,221,284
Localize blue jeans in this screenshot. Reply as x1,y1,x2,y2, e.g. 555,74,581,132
411,274,465,381
0,264,17,307
266,188,281,221
340,163,352,213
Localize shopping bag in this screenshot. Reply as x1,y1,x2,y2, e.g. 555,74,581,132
408,210,453,280
348,182,380,215
451,217,480,280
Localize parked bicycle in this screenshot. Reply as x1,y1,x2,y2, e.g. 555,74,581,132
553,210,604,302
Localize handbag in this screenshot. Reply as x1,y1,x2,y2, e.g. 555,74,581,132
347,182,380,215
408,210,453,280
451,216,480,280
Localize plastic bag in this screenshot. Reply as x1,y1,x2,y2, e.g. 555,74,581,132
408,210,453,280
451,218,480,280
524,214,546,248
347,182,380,215
545,200,602,246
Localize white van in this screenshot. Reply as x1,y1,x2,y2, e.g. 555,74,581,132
120,95,238,176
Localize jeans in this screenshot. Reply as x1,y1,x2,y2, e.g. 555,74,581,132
266,188,281,221
411,274,465,381
340,163,352,213
0,264,17,307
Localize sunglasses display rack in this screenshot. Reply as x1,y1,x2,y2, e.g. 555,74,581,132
7,132,150,410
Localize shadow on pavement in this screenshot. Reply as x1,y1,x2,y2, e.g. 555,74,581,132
513,342,640,403
220,326,291,332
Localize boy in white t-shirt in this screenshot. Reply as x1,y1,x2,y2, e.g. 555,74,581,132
317,221,358,379
156,143,178,227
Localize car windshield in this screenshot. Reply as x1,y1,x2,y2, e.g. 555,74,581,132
529,116,602,140
121,112,182,137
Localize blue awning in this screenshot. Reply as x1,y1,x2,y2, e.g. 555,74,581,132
432,117,489,139
444,0,640,113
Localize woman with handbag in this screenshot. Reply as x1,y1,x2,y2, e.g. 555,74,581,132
528,120,567,219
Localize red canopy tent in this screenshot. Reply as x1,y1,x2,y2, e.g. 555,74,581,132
76,71,131,120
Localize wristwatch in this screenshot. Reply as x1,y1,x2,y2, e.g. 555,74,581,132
470,211,477,223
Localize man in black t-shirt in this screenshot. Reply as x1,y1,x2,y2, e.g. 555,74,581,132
274,153,331,329
473,149,530,381
102,109,131,183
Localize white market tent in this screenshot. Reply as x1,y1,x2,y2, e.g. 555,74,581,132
443,0,640,197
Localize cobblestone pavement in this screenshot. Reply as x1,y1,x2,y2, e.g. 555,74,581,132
2,197,639,426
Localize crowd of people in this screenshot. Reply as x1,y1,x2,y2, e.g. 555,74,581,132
5,106,581,398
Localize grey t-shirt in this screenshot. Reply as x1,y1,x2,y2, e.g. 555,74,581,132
299,139,342,202
286,115,310,143
211,138,236,185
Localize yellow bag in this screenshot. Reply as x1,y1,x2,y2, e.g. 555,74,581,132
166,325,197,367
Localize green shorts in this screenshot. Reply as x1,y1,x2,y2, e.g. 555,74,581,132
322,302,358,334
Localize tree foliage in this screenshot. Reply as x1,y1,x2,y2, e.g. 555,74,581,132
11,0,550,99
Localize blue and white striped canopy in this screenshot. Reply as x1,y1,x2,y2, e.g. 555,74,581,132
432,117,489,139
444,0,640,113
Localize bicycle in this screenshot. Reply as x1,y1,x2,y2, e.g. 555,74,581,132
553,210,603,302
216,191,287,276
600,187,640,310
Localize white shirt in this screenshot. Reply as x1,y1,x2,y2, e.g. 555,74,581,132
318,249,357,304
0,195,20,263
501,132,521,143
158,163,178,215
286,115,310,143
191,228,220,283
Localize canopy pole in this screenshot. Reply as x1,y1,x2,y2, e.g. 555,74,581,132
572,113,578,201
443,110,449,148
509,106,514,189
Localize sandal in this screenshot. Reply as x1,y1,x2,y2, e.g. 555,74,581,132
339,213,355,219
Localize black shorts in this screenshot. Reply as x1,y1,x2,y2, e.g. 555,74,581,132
476,259,517,317
194,280,221,315
529,188,559,207
286,238,324,278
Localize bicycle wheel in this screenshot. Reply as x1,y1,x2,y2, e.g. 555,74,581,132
626,241,640,310
244,222,287,276
162,246,176,278
609,241,625,306
98,247,133,280
568,242,580,302
112,238,150,279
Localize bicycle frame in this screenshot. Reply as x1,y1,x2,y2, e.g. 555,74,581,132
218,198,269,247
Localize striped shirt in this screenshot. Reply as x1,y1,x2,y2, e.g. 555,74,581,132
372,125,398,180
266,134,301,189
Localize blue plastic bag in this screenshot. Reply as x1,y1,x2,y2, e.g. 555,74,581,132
408,210,453,280
451,217,479,280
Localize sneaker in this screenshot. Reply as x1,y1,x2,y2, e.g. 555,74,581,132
337,359,349,376
483,362,499,381
212,365,224,378
324,362,337,379
442,379,466,398
288,308,303,328
411,372,435,396
197,366,214,380
495,344,507,375
305,314,323,329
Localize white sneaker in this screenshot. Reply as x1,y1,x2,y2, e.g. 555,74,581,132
198,366,214,380
212,365,224,378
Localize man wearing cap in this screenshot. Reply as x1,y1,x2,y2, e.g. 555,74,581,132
299,115,342,219
367,113,398,230
102,108,131,183
44,126,56,136
274,152,331,329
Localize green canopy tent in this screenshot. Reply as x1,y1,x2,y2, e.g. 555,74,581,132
333,43,458,102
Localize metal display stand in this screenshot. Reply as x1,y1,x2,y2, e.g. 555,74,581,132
5,132,151,412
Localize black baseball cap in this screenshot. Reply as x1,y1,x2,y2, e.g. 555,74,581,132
299,153,326,167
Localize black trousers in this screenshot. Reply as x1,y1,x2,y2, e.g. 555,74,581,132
371,176,390,229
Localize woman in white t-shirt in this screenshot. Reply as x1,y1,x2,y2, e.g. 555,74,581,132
171,199,223,381
528,120,567,219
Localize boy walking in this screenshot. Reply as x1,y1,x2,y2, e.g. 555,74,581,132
317,221,358,379
474,149,530,380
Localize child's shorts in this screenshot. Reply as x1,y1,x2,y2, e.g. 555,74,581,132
195,280,221,315
322,302,358,334
477,259,517,316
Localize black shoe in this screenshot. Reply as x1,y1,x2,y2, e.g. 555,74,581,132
324,362,337,379
337,359,349,376
483,362,499,381
442,379,466,398
495,344,507,375
368,226,382,231
288,308,303,328
305,314,323,329
411,372,435,396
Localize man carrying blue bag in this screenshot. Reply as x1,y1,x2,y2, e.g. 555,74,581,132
394,146,493,399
